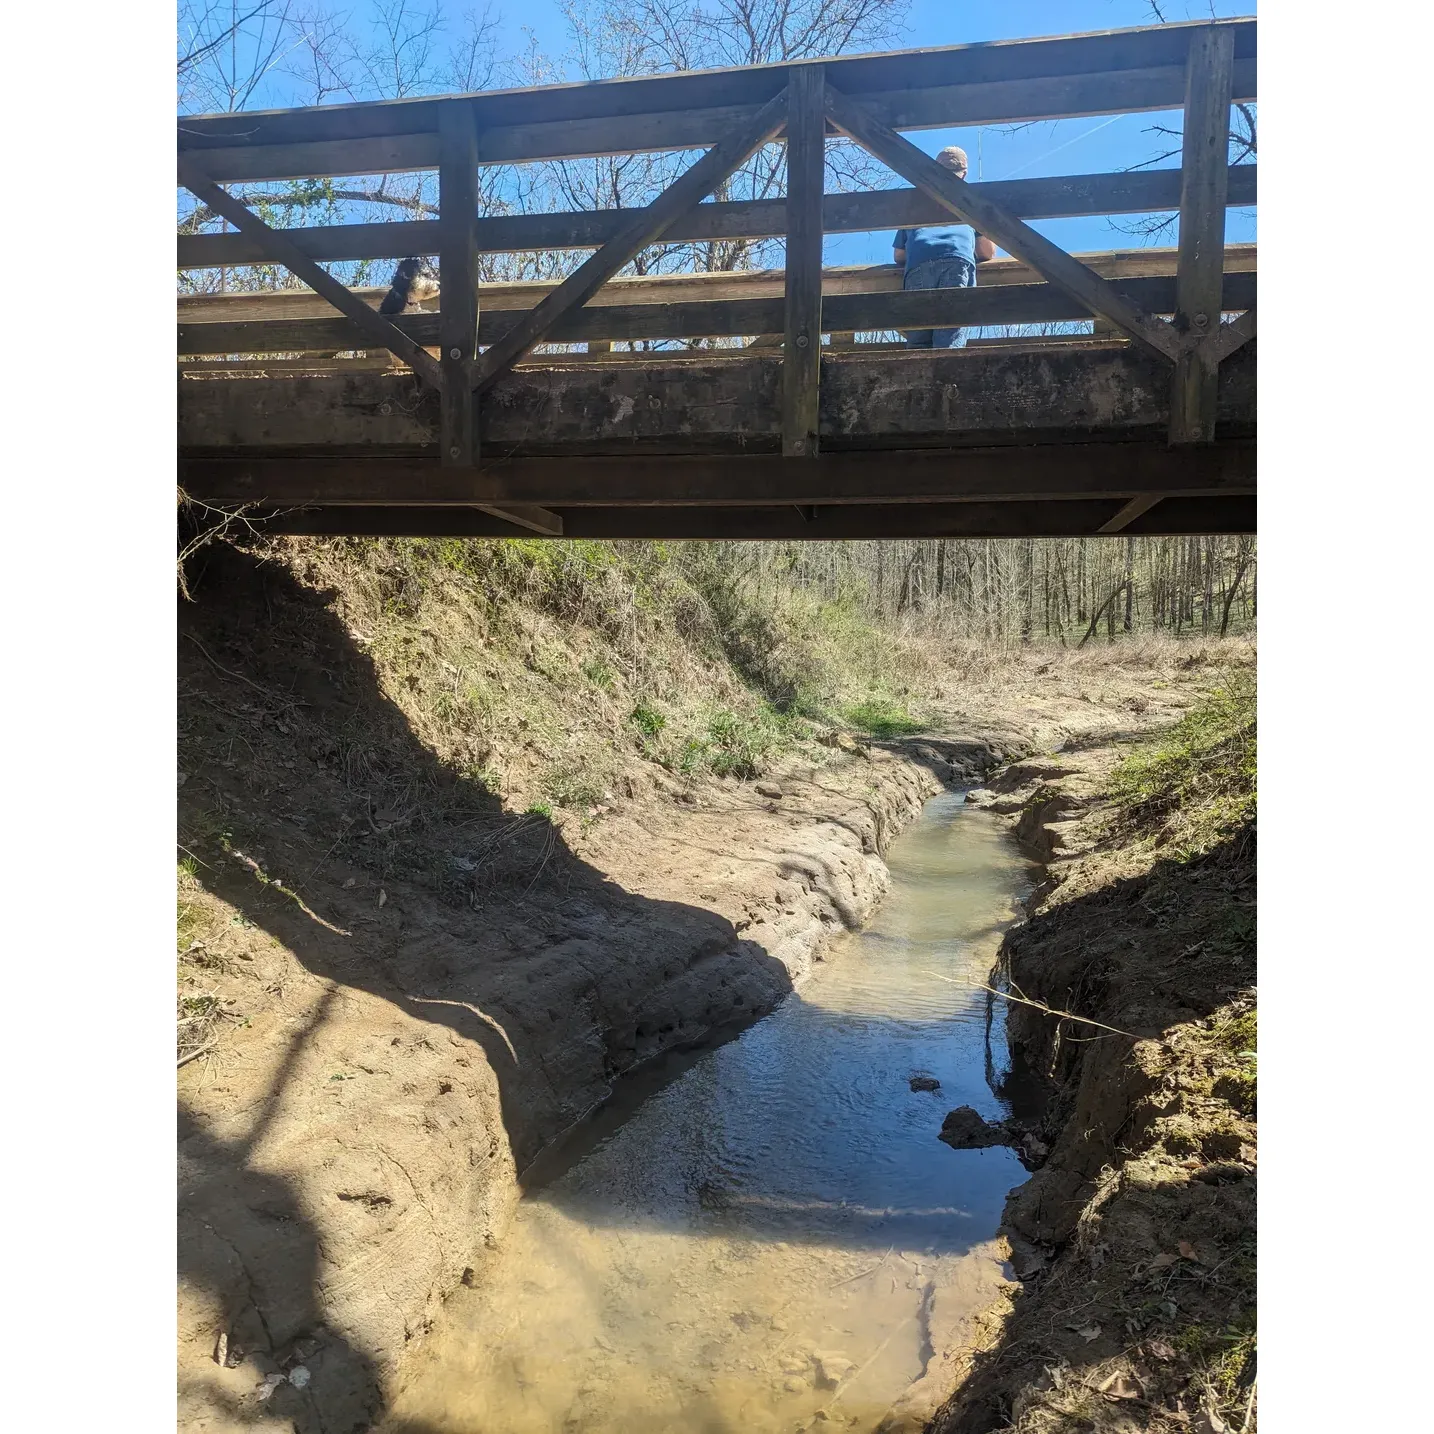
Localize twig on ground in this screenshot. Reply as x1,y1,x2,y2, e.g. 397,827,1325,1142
823,1314,915,1413
178,1039,218,1068
407,995,519,1063
1240,1378,1257,1432
183,632,303,709
828,1245,893,1291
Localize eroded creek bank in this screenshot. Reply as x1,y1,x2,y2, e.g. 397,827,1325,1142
179,559,1052,1434
177,549,1210,1433
930,747,1257,1434
382,790,1040,1434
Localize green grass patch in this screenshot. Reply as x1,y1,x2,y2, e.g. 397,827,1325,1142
582,658,616,691
1111,669,1255,855
843,696,925,739
539,762,607,811
629,698,666,739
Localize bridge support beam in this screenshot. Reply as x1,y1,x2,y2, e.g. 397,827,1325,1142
438,101,481,468
1170,24,1237,444
782,65,825,457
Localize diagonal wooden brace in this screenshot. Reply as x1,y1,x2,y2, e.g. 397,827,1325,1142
822,83,1183,365
1200,308,1255,367
471,87,792,395
177,155,443,389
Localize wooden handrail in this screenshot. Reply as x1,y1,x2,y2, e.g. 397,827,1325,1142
177,245,1258,326
176,19,1255,181
177,165,1257,271
177,270,1256,357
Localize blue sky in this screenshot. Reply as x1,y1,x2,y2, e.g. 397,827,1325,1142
479,0,1256,264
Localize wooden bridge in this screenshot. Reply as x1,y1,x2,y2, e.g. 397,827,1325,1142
177,17,1256,541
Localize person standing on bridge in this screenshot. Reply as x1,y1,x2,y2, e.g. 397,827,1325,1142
892,146,996,349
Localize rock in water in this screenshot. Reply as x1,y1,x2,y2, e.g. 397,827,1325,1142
813,1351,857,1388
938,1106,1010,1150
909,1075,941,1093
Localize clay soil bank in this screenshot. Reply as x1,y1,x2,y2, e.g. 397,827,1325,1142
929,682,1256,1434
177,542,1236,1433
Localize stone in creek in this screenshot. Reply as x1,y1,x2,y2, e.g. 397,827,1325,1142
938,1106,1012,1150
909,1075,941,1093
813,1351,857,1388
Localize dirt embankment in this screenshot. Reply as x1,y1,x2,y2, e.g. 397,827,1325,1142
927,722,1256,1434
178,548,1054,1434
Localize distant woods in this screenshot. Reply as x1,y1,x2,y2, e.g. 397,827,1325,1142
693,536,1257,644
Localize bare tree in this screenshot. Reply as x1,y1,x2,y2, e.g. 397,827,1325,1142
178,0,298,112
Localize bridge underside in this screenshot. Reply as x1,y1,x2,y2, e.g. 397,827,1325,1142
180,340,1256,538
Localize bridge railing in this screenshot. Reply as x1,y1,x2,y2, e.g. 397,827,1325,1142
177,16,1256,467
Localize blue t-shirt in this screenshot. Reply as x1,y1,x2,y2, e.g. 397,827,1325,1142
894,224,978,270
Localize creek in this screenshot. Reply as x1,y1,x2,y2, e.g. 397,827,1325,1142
386,790,1037,1433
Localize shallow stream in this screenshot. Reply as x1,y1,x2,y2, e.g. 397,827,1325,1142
387,791,1037,1433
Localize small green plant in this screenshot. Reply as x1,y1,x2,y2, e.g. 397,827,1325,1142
630,698,666,738
704,708,773,779
843,696,924,738
582,658,616,691
526,801,553,819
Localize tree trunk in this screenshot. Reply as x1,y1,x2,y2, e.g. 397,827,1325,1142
1079,581,1130,648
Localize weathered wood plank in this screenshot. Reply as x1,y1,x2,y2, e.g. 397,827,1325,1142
1202,308,1256,365
471,88,791,393
178,342,1256,455
175,156,442,387
826,84,1184,363
471,504,563,534
438,102,481,466
177,165,1256,269
178,270,1255,355
1169,24,1236,444
177,19,1255,179
177,246,1257,322
182,441,1254,508
1098,493,1165,532
256,494,1256,540
782,66,825,457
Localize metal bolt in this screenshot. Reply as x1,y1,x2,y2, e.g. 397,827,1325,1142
380,403,392,415
449,446,461,459
792,439,806,453
796,333,810,348
449,347,463,360
1193,313,1209,329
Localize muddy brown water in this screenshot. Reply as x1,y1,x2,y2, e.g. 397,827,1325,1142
385,792,1037,1433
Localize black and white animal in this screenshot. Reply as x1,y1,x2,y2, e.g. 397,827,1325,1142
377,257,440,315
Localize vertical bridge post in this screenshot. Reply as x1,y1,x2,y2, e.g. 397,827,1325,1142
1169,24,1236,445
782,65,825,457
439,101,481,467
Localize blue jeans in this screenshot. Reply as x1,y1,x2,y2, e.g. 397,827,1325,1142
902,257,976,349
